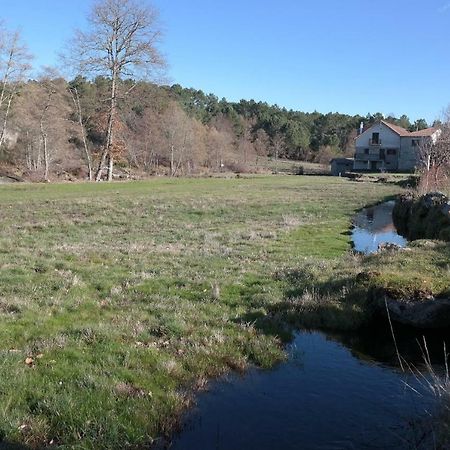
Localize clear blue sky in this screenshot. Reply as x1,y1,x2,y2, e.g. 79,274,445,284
2,0,449,123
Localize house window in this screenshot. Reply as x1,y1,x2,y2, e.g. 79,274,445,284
411,139,420,147
372,133,380,144
387,149,397,156
364,148,369,154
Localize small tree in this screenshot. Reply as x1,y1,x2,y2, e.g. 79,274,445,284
271,132,286,172
67,0,165,181
0,25,32,154
68,81,94,180
418,124,450,193
15,73,71,179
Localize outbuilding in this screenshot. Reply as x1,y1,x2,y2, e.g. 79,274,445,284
330,158,354,176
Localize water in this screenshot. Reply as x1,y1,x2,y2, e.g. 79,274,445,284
170,329,443,450
169,202,444,450
352,201,407,254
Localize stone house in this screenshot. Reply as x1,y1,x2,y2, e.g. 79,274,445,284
353,120,440,172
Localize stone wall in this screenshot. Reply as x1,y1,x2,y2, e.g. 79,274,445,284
393,192,450,241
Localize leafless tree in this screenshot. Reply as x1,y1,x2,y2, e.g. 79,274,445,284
0,25,32,154
253,128,270,168
271,132,286,172
162,103,195,177
418,120,449,192
236,119,256,167
69,86,93,180
15,70,71,180
66,0,165,181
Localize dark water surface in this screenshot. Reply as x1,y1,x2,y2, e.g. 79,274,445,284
352,201,407,254
171,330,443,450
169,201,445,450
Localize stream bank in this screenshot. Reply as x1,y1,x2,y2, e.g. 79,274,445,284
167,200,450,449
393,191,450,241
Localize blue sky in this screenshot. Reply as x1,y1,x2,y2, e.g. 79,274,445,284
1,0,449,123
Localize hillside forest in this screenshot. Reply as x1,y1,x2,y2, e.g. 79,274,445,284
0,17,432,181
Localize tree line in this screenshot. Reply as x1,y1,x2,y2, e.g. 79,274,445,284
0,0,432,181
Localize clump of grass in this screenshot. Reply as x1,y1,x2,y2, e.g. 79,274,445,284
395,337,450,449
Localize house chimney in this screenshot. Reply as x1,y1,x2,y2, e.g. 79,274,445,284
359,122,364,135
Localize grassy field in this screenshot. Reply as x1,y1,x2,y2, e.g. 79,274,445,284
0,176,404,449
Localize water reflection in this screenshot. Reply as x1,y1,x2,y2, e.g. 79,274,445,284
352,201,407,254
170,331,438,450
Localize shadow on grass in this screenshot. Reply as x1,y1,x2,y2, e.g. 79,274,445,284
235,265,380,346
0,442,31,450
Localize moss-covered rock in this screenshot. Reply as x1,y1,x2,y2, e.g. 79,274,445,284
393,192,450,241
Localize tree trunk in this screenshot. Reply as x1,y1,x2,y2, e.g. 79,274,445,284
36,138,42,170
107,154,113,181
71,87,93,180
0,92,14,152
41,127,49,181
96,71,117,182
0,55,13,111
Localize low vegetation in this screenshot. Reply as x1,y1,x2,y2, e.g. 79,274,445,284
0,175,405,449
274,240,450,330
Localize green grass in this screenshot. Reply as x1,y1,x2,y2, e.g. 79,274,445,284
267,241,450,332
0,176,403,449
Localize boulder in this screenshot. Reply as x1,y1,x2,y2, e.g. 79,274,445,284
422,191,448,208
377,242,401,252
393,192,450,241
384,295,450,329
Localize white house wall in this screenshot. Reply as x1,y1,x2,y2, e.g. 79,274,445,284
355,123,401,149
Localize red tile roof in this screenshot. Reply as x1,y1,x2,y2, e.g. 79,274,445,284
381,120,437,137
381,121,411,136
410,127,439,137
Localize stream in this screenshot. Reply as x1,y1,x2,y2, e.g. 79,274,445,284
170,328,446,450
351,200,407,254
169,201,447,450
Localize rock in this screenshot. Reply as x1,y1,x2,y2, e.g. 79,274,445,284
393,192,450,242
410,239,439,249
377,243,401,252
384,295,450,328
441,202,450,217
422,191,448,208
0,172,23,183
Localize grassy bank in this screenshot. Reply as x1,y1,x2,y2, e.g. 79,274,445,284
271,240,450,331
0,176,402,448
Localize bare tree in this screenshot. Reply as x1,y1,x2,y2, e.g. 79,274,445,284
253,128,270,168
162,103,194,177
66,0,165,181
418,125,449,192
69,86,93,180
271,132,286,172
0,25,32,154
15,71,71,180
237,119,256,166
